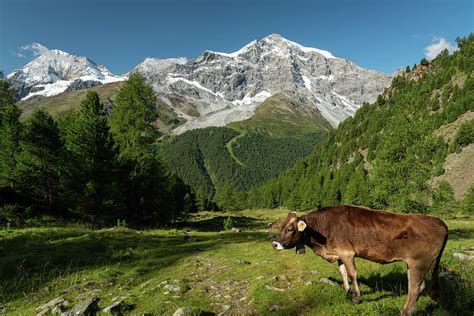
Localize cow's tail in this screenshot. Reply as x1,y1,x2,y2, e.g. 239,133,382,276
430,228,448,300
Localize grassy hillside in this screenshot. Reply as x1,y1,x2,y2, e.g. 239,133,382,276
228,93,332,136
249,34,474,214
160,94,331,204
1,210,473,315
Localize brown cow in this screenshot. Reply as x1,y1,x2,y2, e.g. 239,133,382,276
272,205,448,316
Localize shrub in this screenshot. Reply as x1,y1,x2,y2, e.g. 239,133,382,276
454,121,474,147
0,204,30,227
223,216,234,231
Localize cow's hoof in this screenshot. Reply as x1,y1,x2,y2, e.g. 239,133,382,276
351,297,361,304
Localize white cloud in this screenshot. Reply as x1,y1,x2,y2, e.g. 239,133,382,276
14,42,50,58
12,51,26,58
424,37,457,61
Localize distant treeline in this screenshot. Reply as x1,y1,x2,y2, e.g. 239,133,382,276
0,73,193,227
247,34,474,215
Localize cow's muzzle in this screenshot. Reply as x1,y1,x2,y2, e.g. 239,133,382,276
272,241,284,250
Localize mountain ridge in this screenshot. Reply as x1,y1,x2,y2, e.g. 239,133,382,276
9,34,392,133
135,33,392,132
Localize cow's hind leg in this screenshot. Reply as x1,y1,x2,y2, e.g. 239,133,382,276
338,259,350,292
401,262,431,316
340,256,361,303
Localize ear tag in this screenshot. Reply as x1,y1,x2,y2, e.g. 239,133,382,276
296,244,306,255
297,220,307,232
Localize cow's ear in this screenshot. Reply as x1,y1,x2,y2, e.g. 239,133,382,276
297,220,307,232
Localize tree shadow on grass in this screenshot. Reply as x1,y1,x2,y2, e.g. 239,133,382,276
326,266,473,315
0,228,271,304
184,215,266,231
358,269,408,297
448,228,474,240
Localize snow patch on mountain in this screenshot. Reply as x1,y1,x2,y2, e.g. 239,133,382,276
302,75,312,90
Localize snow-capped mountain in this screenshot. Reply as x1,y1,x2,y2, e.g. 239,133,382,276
8,49,124,100
9,34,391,133
133,34,392,133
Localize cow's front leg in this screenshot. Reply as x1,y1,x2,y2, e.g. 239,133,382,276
338,259,350,292
341,256,361,303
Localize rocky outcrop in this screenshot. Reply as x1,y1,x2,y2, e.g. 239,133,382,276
64,79,102,93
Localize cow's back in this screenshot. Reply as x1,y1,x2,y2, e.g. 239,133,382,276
307,205,448,263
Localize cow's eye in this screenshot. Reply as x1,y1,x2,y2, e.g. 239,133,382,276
287,227,294,232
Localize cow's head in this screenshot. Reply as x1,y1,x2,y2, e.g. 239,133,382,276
272,212,307,250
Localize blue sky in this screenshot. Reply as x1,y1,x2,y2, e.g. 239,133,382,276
1,0,472,75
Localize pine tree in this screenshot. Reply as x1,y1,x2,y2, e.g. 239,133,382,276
63,92,117,222
110,72,171,225
460,184,474,214
16,108,62,208
432,181,457,214
195,186,208,211
110,72,159,162
216,181,234,211
343,165,368,205
0,104,22,189
0,71,16,121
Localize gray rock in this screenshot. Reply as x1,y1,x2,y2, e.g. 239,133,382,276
102,300,125,314
319,277,336,286
231,227,241,232
69,297,100,315
265,285,286,292
35,297,68,315
453,253,474,261
173,307,194,316
164,284,181,292
234,258,250,265
64,79,102,93
269,305,282,312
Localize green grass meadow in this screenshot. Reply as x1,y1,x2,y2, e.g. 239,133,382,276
1,209,473,315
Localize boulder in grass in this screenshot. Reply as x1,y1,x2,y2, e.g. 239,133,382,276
69,297,100,315
102,300,126,314
173,307,194,316
453,253,474,261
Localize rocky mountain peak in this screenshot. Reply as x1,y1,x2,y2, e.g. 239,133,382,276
8,47,123,100
134,34,392,133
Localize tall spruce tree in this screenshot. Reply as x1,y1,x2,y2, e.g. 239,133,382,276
110,72,159,162
16,109,62,209
110,72,170,225
0,73,21,190
0,71,16,121
63,92,117,223
0,104,22,190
